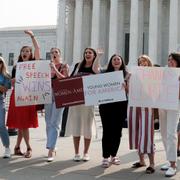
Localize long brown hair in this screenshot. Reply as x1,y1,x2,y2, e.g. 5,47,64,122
106,54,127,78
18,46,34,62
169,52,180,67
78,48,97,71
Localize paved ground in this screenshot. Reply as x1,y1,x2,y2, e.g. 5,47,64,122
0,112,180,180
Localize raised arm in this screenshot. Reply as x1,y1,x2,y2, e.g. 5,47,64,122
92,48,104,74
24,30,40,60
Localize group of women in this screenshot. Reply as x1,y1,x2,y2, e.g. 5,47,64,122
0,30,180,178
98,53,180,178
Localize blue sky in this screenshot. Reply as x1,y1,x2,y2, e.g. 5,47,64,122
0,0,58,28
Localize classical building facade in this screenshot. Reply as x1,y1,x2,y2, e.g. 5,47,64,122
57,0,180,66
0,26,56,71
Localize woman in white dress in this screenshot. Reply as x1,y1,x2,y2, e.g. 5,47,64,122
65,47,100,161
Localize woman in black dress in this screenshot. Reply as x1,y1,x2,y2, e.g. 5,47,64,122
99,54,128,168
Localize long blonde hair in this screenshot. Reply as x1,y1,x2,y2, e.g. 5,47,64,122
0,56,11,78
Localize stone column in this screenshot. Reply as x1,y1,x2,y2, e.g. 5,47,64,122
73,0,83,63
129,0,139,66
117,0,125,56
65,1,74,65
138,0,144,55
169,0,178,52
56,0,66,59
91,0,100,49
148,0,160,64
108,0,118,59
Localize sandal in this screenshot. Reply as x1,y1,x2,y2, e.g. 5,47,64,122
102,158,110,168
146,166,155,174
132,162,146,168
111,156,120,165
24,148,32,158
14,147,24,156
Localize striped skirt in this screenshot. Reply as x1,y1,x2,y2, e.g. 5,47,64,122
128,106,154,154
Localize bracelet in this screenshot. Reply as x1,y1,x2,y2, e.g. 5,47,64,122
31,35,35,38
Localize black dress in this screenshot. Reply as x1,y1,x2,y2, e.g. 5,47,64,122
99,83,128,158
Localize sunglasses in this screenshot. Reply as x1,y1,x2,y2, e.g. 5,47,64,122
0,61,3,64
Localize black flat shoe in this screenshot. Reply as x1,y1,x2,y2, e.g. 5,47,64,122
132,162,146,168
146,166,155,174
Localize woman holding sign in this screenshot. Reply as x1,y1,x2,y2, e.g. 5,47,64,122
128,55,155,174
45,47,69,162
7,30,40,158
0,57,11,158
99,54,128,168
159,52,180,177
65,48,100,162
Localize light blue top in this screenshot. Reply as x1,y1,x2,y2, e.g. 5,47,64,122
0,74,11,95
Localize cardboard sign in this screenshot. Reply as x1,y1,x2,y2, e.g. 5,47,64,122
53,71,127,108
53,76,84,107
15,60,52,106
128,66,180,110
83,71,127,106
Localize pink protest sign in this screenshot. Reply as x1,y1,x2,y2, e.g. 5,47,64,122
129,66,180,110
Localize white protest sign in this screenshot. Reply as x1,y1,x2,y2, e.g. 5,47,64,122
128,66,180,110
15,60,52,106
82,71,127,106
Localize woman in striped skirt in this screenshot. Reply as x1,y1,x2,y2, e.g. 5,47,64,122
128,55,155,174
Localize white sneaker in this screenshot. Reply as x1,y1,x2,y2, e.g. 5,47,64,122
82,154,90,161
102,158,110,168
47,157,54,162
161,163,170,171
165,167,176,177
73,154,81,162
111,156,120,165
3,148,11,158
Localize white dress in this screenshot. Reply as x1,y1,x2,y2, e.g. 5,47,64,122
65,104,95,139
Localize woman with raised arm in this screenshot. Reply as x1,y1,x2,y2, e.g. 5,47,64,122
65,48,100,161
7,30,40,158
